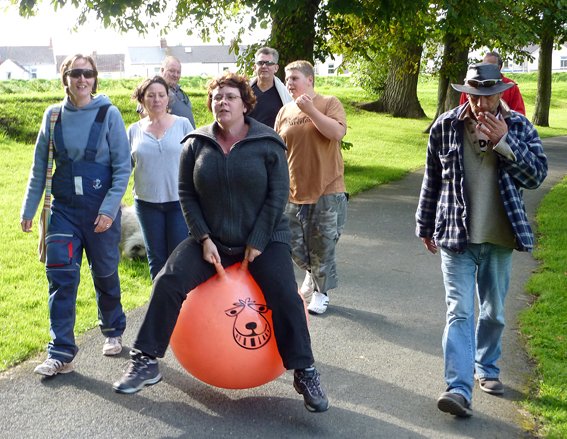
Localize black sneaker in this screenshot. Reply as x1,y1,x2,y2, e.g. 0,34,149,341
293,367,329,412
113,352,162,394
437,391,473,417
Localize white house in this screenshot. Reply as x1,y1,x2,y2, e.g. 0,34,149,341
314,54,349,76
169,45,241,76
0,46,57,79
0,59,29,80
126,46,166,78
504,44,567,73
126,41,241,78
2,43,566,81
467,44,567,73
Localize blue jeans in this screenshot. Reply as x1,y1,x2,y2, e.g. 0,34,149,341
135,199,190,280
440,243,513,402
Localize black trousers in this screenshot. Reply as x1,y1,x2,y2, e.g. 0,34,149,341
134,239,314,370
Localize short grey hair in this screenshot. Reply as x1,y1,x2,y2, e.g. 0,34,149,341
161,55,181,69
484,51,503,69
255,47,279,64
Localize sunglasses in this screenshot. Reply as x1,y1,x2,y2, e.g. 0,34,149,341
65,68,96,79
466,79,501,88
255,60,276,67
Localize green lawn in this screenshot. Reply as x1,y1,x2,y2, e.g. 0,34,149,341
520,177,567,438
1,73,566,436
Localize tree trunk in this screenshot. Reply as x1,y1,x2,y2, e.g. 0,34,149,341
269,0,321,80
359,41,426,118
532,14,554,127
424,33,468,132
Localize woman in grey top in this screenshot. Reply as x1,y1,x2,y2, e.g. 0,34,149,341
129,76,193,279
113,72,329,413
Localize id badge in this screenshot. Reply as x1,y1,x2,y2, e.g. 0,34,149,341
74,176,83,195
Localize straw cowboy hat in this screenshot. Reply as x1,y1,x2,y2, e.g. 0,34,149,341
451,63,514,96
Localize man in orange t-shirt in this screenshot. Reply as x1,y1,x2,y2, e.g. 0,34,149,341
275,60,348,316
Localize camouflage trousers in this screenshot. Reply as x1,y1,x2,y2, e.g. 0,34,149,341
285,192,348,294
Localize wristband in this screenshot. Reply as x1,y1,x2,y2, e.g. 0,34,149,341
199,236,210,244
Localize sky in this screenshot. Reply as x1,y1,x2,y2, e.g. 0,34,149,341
0,1,266,53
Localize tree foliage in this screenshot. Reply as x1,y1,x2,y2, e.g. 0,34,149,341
16,0,334,74
327,0,431,118
423,0,530,127
520,0,567,126
15,0,567,126
268,0,322,77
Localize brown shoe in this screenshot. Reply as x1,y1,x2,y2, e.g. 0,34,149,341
478,377,504,395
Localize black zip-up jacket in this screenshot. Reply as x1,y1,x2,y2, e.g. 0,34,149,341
179,117,291,253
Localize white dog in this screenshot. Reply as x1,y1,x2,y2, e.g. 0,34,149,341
120,205,146,260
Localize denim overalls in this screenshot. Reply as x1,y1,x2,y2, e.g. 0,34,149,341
45,105,126,362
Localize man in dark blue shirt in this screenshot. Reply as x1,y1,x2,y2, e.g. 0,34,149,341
248,47,292,127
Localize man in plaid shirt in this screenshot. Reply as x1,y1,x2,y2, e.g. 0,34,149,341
416,63,547,417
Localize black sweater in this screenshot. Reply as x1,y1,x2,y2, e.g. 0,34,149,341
179,117,291,253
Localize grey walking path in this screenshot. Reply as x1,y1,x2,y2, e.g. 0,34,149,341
1,137,566,439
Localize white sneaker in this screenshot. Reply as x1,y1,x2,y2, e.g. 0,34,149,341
300,272,315,296
34,358,74,376
307,292,329,315
103,336,123,356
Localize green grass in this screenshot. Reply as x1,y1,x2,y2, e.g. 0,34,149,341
1,74,566,436
520,178,567,438
0,138,152,368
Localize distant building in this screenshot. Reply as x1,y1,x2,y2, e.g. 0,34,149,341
0,59,28,80
503,44,567,73
126,42,242,78
314,54,349,76
92,53,126,79
167,44,242,76
467,44,567,73
0,46,56,79
126,46,166,78
4,42,564,81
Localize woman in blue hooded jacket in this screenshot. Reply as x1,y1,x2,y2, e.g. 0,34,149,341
21,53,131,377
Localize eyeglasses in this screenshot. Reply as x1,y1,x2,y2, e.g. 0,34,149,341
255,60,276,67
466,79,501,88
212,94,242,103
65,68,96,79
